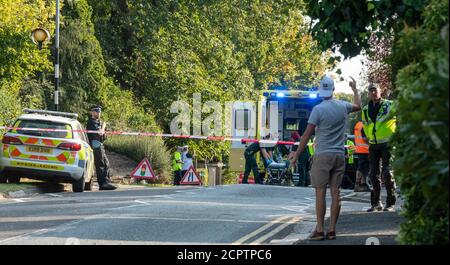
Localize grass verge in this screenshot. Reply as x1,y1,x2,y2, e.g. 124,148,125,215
0,183,36,194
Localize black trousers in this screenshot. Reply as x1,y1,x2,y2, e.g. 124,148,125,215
296,150,310,186
368,143,396,207
173,170,182,185
243,154,260,183
93,145,111,185
357,153,369,179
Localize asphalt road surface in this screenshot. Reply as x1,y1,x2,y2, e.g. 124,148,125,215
0,184,366,245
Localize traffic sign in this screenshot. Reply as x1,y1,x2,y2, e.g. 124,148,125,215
130,157,156,179
180,166,202,185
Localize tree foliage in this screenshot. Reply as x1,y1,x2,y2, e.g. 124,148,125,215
391,0,448,244
364,33,393,97
306,0,449,244
307,0,428,58
0,0,55,126
88,0,331,160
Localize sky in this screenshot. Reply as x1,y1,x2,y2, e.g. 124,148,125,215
333,55,366,94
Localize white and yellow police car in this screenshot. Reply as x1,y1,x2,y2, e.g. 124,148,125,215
0,109,95,192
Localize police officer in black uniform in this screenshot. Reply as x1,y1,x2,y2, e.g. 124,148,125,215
86,105,117,190
242,142,261,184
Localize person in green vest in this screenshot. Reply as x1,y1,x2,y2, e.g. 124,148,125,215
172,146,183,185
346,136,355,165
308,138,315,157
341,134,356,189
362,83,397,212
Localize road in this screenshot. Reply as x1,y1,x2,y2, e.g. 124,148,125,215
0,184,366,245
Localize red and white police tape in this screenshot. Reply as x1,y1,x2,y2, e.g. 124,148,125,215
0,126,354,148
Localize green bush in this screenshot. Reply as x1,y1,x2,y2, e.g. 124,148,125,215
104,135,172,184
222,168,238,185
391,0,448,244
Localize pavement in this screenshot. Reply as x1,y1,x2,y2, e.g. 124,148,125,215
0,184,404,245
294,189,405,245
294,211,403,245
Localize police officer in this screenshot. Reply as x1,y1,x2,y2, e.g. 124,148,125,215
362,84,397,212
86,105,117,190
173,146,183,185
297,133,311,187
242,141,261,184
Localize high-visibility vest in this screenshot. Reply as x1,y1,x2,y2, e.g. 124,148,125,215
308,139,315,156
346,139,355,164
354,121,369,154
362,100,396,144
172,151,182,171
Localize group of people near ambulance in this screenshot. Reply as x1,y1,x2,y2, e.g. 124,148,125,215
243,75,396,240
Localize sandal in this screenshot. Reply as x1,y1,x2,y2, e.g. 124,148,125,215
308,230,325,241
326,231,336,240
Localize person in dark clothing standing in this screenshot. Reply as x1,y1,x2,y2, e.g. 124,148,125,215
242,141,261,184
86,105,117,190
362,84,396,212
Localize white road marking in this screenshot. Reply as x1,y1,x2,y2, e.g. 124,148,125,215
249,216,302,245
281,206,309,213
47,193,63,197
0,228,50,244
134,199,151,205
147,195,173,199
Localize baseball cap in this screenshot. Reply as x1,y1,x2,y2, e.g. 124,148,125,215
318,75,334,98
368,83,379,91
90,105,102,112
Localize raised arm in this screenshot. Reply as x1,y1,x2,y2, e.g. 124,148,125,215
349,76,361,112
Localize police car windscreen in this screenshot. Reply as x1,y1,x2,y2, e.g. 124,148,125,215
15,119,72,139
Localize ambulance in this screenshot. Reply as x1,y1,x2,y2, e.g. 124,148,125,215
229,88,322,177
0,109,95,192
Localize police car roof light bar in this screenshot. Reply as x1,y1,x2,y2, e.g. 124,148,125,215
23,108,78,119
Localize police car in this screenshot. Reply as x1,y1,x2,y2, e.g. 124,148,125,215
0,109,95,192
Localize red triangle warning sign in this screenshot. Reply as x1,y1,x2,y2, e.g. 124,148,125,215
180,166,202,185
130,158,157,179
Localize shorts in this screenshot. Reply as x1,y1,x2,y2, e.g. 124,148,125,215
310,153,345,188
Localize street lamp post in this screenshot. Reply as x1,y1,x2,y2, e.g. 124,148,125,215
31,28,51,50
31,28,51,87
54,0,60,112
31,0,60,112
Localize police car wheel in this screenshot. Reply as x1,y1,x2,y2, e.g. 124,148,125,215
84,177,93,191
72,174,85,192
0,174,7,183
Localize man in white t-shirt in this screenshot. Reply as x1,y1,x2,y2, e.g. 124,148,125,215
290,75,361,240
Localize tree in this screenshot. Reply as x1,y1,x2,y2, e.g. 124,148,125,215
306,0,427,58
0,0,55,126
88,0,331,161
306,0,449,244
364,33,394,97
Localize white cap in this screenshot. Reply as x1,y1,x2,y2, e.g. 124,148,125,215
318,75,334,98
